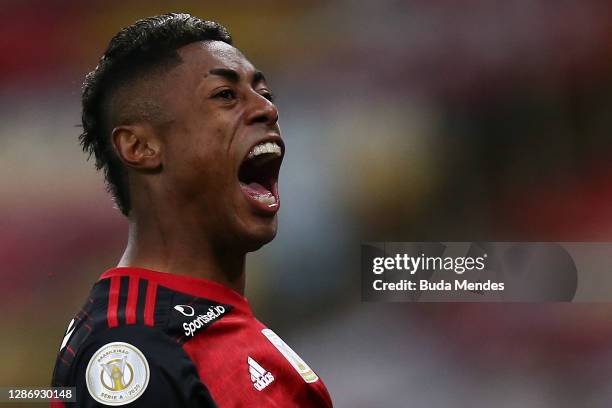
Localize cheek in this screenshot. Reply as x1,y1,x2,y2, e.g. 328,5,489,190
174,127,232,193
164,103,237,195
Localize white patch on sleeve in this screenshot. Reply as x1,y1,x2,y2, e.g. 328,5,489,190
85,342,150,406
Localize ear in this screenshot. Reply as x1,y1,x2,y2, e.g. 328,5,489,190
111,124,162,170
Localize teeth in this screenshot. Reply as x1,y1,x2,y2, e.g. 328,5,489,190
248,142,282,160
255,194,277,207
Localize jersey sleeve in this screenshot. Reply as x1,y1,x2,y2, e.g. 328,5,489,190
65,325,217,407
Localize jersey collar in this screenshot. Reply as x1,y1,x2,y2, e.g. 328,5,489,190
100,267,252,315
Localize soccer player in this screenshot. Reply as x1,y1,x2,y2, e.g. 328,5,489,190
51,13,333,407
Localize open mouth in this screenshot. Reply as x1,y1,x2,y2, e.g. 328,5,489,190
238,140,283,213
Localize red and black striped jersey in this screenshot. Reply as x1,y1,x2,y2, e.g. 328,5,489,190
51,267,333,407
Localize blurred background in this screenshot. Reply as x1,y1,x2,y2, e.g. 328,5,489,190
2,0,612,406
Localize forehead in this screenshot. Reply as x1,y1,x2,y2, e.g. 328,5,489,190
177,41,256,76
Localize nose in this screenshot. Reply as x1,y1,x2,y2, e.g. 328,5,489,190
245,91,279,126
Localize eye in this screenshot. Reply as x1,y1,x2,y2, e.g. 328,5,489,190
260,90,275,103
213,89,236,101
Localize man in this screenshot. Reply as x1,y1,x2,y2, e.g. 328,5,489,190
51,13,332,407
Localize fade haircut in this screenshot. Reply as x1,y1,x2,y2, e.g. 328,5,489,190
80,13,232,216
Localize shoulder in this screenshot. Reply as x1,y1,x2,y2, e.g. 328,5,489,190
56,322,217,407
51,276,223,407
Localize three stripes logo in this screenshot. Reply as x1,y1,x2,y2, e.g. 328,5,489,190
248,356,274,391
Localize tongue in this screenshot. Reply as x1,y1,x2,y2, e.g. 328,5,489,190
241,181,272,196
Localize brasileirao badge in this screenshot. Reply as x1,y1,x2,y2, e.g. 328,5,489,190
86,342,150,406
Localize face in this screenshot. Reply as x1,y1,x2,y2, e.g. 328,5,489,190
158,41,284,252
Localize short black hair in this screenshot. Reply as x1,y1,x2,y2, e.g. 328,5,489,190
80,13,232,216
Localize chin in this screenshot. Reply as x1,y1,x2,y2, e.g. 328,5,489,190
240,218,278,252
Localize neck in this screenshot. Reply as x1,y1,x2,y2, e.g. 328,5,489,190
117,213,246,295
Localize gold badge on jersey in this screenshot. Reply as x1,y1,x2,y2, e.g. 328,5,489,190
261,329,319,383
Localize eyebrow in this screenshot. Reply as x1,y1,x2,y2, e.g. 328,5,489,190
208,68,267,86
252,71,266,85
209,68,239,82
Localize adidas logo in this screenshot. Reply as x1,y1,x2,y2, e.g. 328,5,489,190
248,356,275,391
